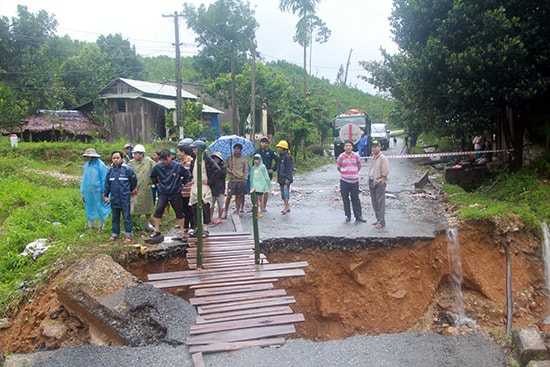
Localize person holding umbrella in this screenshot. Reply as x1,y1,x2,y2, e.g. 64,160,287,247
276,140,293,214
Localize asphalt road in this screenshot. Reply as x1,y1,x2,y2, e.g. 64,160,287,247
213,137,447,241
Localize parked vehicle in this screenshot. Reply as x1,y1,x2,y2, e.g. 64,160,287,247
332,109,371,157
371,123,390,150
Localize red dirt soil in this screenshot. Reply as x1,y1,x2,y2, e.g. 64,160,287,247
0,222,547,353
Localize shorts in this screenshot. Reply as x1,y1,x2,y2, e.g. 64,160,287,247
280,183,291,200
227,181,247,196
154,193,184,219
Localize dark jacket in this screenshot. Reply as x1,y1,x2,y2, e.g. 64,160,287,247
210,160,227,197
104,163,137,207
150,160,190,196
254,148,278,178
277,151,293,185
203,153,220,188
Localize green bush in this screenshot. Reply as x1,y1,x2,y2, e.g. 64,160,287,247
446,157,550,230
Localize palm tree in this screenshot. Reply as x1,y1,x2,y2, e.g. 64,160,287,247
279,0,324,99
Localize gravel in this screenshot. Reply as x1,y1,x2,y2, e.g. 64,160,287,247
7,333,505,367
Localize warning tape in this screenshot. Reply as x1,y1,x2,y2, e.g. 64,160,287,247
380,149,512,159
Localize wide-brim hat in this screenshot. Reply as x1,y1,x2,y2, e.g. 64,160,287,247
211,151,224,162
82,148,101,158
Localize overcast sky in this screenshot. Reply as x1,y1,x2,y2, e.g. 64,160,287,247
0,0,398,94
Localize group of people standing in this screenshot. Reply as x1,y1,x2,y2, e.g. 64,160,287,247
80,137,294,243
337,139,390,229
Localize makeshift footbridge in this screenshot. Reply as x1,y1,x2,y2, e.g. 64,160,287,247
146,210,308,367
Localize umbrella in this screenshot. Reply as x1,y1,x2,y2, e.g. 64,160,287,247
208,135,255,159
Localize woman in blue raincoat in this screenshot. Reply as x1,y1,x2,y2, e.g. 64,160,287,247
80,148,111,230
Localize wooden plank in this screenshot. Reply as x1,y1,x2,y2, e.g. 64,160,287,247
148,269,304,288
197,296,296,314
188,232,251,239
190,313,304,334
187,237,253,245
199,269,304,282
190,289,287,306
232,214,244,233
197,261,260,269
149,261,306,282
191,278,279,290
187,243,255,250
196,305,294,324
190,253,266,261
191,353,205,367
194,283,274,297
148,265,256,281
186,324,296,345
188,337,286,354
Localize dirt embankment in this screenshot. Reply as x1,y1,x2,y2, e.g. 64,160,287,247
269,221,546,340
0,222,546,354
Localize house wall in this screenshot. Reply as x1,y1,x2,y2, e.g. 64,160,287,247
108,99,166,143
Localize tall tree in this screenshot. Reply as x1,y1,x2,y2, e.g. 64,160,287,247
279,0,329,99
361,0,550,170
0,5,61,113
96,33,145,80
183,0,258,135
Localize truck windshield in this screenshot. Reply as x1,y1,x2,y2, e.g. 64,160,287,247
372,124,386,133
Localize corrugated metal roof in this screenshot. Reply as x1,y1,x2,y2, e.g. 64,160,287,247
120,78,197,99
140,97,223,114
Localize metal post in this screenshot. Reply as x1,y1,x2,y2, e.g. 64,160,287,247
251,190,261,264
196,147,203,268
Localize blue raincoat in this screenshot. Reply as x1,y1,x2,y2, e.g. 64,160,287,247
80,158,111,221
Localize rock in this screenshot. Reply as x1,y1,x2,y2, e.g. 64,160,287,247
40,319,68,349
0,318,11,329
513,327,550,367
55,254,196,347
442,326,458,336
389,289,407,299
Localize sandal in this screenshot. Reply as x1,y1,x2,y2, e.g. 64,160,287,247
108,236,117,241
215,218,222,225
375,223,384,229
124,237,132,244
150,231,161,238
203,230,209,238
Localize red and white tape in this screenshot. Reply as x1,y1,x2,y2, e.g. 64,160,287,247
381,149,511,159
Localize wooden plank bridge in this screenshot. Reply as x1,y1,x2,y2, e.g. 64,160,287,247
146,232,307,365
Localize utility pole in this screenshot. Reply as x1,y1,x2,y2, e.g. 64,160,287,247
164,11,184,139
344,48,353,86
250,42,256,143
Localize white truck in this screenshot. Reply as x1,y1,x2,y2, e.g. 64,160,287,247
371,123,390,150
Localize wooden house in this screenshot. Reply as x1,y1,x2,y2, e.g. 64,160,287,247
95,78,223,143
